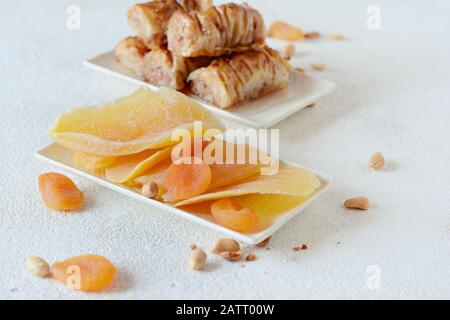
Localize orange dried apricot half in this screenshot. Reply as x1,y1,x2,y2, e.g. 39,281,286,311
211,198,259,233
163,158,211,202
38,173,84,212
51,254,116,292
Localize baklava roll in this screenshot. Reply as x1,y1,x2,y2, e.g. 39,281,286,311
143,48,212,90
167,3,266,57
114,36,150,77
188,47,291,109
127,0,212,49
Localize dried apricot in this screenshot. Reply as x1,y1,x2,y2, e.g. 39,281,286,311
163,158,211,202
38,173,84,212
211,198,259,233
51,254,116,292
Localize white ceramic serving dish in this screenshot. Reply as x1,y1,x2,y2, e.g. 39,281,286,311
36,143,333,244
84,51,336,128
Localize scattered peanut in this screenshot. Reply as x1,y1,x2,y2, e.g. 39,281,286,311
246,253,257,261
282,44,296,60
210,238,240,254
311,63,326,71
294,67,305,73
344,197,369,210
329,33,345,40
305,31,321,39
141,181,159,198
26,256,50,278
220,251,244,262
190,243,197,251
188,249,207,271
369,152,385,170
268,21,304,41
306,102,316,108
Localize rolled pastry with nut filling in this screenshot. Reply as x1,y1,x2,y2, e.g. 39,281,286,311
167,3,266,57
188,47,291,109
114,36,150,77
142,47,212,90
127,0,212,49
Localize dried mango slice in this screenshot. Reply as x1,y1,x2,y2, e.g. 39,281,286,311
134,158,172,187
105,147,172,183
211,198,259,233
48,87,224,156
51,254,116,292
173,166,321,207
74,152,116,171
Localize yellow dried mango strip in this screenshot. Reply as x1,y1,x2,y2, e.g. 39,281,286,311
172,166,321,207
48,87,224,156
105,147,172,183
74,152,116,171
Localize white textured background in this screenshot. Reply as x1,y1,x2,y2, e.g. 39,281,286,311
1,0,449,299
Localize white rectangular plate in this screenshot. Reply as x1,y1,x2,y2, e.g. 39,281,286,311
36,143,333,244
84,51,336,128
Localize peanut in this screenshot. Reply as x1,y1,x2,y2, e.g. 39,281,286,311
141,181,158,199
210,238,240,254
188,249,207,271
344,197,369,210
26,256,50,278
311,63,326,71
369,152,385,170
329,33,345,40
268,21,304,41
282,44,296,60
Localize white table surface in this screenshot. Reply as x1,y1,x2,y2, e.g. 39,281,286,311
1,0,449,300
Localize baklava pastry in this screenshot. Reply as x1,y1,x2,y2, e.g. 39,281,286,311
167,3,266,57
188,47,291,109
142,47,212,90
114,36,150,77
127,0,213,49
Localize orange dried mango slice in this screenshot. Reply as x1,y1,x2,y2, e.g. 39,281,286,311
51,254,116,292
39,173,84,212
48,87,224,156
105,147,172,183
211,198,259,233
